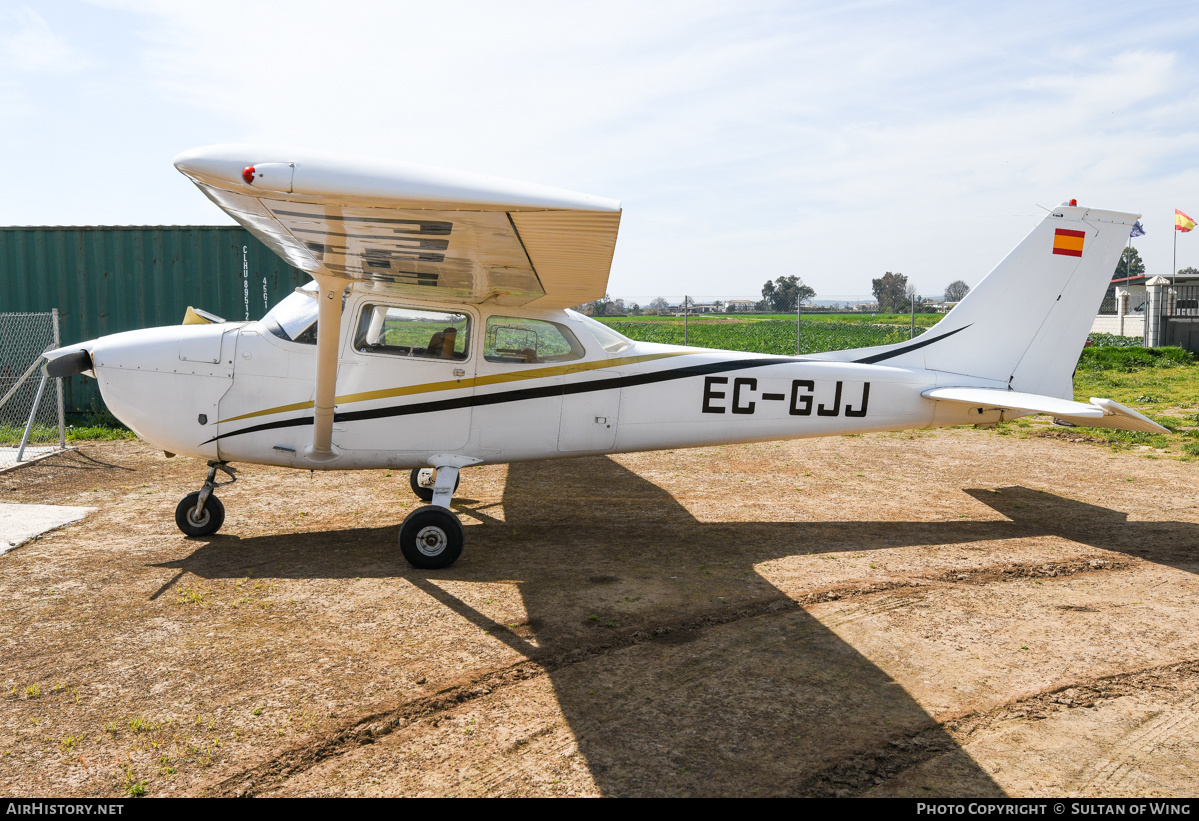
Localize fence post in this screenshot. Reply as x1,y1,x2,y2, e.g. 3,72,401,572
796,298,802,355
910,299,916,339
52,308,65,448
1145,276,1168,346
684,295,689,346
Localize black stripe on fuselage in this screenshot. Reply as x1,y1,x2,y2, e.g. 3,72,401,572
851,324,970,364
203,357,791,445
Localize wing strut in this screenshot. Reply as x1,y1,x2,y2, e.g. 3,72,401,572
305,275,344,460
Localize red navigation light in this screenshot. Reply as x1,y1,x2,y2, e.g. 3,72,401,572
1069,198,1077,206
242,166,256,185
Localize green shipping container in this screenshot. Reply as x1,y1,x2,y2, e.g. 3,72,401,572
0,226,309,413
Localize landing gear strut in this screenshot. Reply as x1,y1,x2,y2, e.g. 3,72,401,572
400,464,464,569
175,460,237,537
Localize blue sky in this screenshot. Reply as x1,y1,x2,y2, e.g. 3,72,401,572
3,1,1199,300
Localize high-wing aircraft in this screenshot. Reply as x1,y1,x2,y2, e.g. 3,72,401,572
44,145,1166,569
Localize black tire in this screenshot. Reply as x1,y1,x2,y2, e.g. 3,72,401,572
175,491,225,537
409,468,460,503
399,505,464,569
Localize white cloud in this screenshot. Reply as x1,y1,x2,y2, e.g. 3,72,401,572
0,6,88,73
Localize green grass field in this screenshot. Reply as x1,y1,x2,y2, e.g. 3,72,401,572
599,313,927,356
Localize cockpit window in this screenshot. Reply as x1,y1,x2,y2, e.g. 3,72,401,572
262,284,319,344
356,304,471,360
567,310,633,354
484,317,585,364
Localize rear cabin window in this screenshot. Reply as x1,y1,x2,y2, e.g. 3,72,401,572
484,317,585,364
356,305,471,361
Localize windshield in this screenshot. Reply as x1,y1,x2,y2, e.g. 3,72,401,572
567,310,633,354
262,283,319,343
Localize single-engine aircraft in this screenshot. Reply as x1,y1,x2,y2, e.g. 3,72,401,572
44,145,1167,569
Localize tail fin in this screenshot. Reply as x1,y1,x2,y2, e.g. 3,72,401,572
816,203,1139,398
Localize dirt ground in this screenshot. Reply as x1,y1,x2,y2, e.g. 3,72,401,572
0,428,1197,798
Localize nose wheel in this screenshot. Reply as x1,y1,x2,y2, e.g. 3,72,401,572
176,491,225,536
175,461,237,537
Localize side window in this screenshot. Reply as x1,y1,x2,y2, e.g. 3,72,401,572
484,317,585,364
355,304,471,361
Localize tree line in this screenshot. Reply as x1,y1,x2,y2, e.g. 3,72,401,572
575,275,973,316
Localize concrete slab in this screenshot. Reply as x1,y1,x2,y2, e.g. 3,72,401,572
0,446,66,474
0,503,96,554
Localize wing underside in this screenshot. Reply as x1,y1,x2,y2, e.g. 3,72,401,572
178,146,622,308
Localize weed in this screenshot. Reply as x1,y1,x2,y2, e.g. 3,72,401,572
252,707,263,716
174,586,208,606
127,717,160,733
120,764,147,797
24,684,40,699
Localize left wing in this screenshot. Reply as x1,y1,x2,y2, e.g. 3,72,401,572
173,145,621,308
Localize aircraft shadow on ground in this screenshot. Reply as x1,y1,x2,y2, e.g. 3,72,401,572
151,456,1197,796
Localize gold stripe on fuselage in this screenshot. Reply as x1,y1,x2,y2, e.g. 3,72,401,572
217,352,688,425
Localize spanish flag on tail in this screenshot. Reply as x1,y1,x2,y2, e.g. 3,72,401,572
1177,209,1196,233
1052,228,1085,257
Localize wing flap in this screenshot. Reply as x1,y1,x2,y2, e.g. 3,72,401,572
923,387,1170,434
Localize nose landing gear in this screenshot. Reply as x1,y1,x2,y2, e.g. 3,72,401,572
175,460,237,537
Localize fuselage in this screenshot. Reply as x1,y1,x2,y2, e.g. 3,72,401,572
80,289,1006,470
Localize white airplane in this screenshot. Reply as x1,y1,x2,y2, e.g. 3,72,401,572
44,145,1167,569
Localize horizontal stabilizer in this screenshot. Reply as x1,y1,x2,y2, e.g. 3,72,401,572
922,387,1103,418
923,387,1169,434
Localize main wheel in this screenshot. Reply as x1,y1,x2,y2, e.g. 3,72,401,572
409,467,460,503
175,491,225,537
399,505,464,569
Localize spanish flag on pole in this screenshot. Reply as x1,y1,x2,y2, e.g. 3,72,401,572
1177,209,1196,233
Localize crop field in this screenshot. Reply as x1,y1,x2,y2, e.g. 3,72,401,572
600,313,928,356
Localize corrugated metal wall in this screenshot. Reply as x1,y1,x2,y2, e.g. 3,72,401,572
0,226,309,413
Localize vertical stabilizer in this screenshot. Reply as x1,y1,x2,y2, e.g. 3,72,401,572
814,203,1138,397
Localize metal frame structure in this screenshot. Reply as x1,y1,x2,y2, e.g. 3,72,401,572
0,310,67,472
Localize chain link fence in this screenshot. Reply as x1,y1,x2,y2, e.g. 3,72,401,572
1,311,66,471
577,294,951,356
